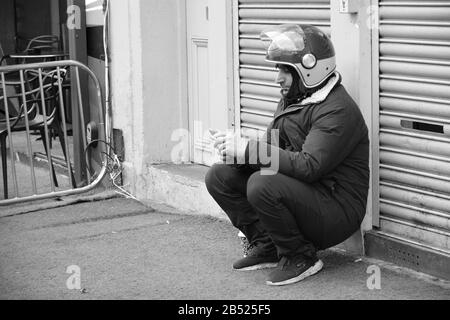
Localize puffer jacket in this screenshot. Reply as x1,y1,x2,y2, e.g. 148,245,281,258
245,73,370,215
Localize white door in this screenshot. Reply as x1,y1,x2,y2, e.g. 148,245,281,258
186,0,230,166
187,0,213,165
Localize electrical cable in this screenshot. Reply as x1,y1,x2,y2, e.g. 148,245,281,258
101,0,136,200
82,0,137,201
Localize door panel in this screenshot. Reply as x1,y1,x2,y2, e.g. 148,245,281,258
187,0,216,165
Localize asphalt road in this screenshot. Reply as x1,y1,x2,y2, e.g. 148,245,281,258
0,197,449,300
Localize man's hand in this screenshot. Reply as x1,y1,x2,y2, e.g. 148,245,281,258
208,129,222,141
214,132,249,164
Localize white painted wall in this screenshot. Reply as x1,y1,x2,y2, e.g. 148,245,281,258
356,0,375,236
139,0,189,165
331,0,374,253
109,0,145,195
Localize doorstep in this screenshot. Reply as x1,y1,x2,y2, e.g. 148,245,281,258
141,164,227,221
140,164,364,255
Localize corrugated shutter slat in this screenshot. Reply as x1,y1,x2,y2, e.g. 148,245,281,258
237,0,331,138
378,0,450,253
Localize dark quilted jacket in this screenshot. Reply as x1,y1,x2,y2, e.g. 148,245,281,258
246,77,370,218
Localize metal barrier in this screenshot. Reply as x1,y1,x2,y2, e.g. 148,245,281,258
0,60,109,206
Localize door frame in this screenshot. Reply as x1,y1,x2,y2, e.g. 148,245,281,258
232,0,241,137
67,0,90,184
371,0,381,228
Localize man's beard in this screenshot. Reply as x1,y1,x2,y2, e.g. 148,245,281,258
283,66,307,106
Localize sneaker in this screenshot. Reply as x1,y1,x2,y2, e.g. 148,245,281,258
266,254,323,286
233,244,279,271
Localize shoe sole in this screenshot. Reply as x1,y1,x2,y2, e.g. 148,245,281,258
234,262,279,272
265,259,324,286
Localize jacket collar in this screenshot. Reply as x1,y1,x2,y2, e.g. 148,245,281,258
274,72,342,121
299,72,341,106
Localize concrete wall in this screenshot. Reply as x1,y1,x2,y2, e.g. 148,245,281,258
110,0,189,198
140,0,188,164
109,0,145,195
331,0,374,253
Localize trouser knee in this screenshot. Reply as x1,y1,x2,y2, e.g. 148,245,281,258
205,163,233,195
246,173,276,207
205,164,220,192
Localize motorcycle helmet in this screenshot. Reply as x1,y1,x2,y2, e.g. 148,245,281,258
260,24,336,89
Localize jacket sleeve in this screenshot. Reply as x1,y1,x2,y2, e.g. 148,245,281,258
246,104,366,183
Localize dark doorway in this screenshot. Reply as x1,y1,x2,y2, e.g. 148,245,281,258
0,0,69,54
0,0,17,55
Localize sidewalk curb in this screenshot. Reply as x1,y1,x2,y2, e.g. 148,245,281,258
0,189,147,218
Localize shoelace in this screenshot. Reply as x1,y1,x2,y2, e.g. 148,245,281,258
245,244,255,256
279,255,310,270
247,244,263,257
247,244,277,258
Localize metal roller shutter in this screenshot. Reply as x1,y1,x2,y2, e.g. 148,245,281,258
236,0,331,139
377,0,450,255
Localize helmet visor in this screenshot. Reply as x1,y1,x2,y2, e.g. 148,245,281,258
260,24,306,64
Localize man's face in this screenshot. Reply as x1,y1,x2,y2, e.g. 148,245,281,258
275,64,293,97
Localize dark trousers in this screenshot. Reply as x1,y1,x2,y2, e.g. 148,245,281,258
205,164,362,259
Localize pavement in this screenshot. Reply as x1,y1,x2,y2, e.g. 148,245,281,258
0,194,449,300
0,132,72,201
